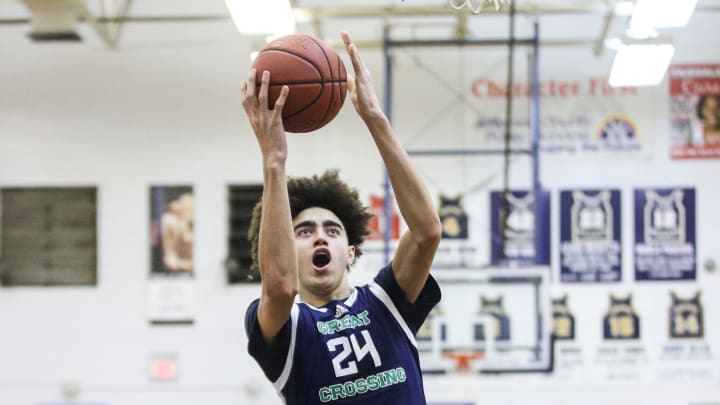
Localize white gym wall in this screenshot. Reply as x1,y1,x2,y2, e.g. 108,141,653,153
1,1,719,404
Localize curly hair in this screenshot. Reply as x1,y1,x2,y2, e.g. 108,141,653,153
247,170,373,274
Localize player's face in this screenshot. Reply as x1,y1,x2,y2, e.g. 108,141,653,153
701,96,720,129
293,207,356,301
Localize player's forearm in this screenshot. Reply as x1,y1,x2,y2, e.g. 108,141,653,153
366,117,441,244
258,164,299,299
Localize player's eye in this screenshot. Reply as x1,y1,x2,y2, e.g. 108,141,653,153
327,227,341,236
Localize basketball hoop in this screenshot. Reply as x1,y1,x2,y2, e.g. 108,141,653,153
442,351,485,373
448,0,511,14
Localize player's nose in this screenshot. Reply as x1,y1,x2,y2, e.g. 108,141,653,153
313,234,328,246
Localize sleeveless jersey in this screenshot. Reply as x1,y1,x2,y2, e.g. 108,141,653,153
245,264,441,404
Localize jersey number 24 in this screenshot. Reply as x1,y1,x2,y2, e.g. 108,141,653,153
326,330,382,377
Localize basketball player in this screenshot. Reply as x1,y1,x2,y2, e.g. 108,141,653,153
240,31,442,404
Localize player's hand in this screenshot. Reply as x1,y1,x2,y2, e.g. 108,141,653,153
241,69,290,164
342,31,385,123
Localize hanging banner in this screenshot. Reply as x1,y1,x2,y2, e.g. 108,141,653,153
390,49,653,158
560,189,622,283
634,188,696,281
489,189,550,265
433,194,479,268
469,78,648,157
150,185,195,275
669,64,720,159
366,194,400,241
148,185,195,325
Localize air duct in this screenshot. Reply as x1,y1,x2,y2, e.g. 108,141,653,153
22,0,85,41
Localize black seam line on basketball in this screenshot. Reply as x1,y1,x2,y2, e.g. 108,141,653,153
330,54,342,110
337,54,346,104
260,48,322,78
258,80,347,86
307,35,335,125
284,86,325,121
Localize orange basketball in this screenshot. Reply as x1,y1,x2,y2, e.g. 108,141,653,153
251,34,348,133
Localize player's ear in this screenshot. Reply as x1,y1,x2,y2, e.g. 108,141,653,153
346,245,356,268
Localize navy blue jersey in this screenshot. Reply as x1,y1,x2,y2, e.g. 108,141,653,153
245,264,441,404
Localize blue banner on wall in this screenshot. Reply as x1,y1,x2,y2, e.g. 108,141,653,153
560,189,622,282
490,189,550,265
634,188,696,281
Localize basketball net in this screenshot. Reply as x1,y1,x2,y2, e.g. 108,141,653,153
443,350,485,373
448,0,511,14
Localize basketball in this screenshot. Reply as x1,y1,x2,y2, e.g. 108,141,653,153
251,34,348,133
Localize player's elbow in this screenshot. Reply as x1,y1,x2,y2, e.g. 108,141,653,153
418,214,442,249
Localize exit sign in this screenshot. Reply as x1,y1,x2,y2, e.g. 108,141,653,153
149,355,177,381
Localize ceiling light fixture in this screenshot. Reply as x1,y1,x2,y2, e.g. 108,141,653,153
22,0,85,42
225,0,295,38
608,37,675,87
630,0,698,29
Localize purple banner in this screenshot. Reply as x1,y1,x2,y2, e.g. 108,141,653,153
560,189,622,283
634,188,696,281
490,189,550,265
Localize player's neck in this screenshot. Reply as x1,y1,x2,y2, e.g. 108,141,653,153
300,285,353,308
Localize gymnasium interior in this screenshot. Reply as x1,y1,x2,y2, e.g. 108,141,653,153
1,0,719,404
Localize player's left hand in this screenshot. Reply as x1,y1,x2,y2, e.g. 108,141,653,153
342,31,385,123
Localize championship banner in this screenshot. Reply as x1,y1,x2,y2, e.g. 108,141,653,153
560,189,622,283
634,188,696,281
669,64,720,159
489,189,550,265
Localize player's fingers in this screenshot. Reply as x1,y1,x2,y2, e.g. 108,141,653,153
246,68,256,97
258,70,270,109
272,85,289,122
347,75,355,94
346,76,360,110
342,31,362,76
341,31,351,49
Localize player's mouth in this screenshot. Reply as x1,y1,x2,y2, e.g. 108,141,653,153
312,248,331,271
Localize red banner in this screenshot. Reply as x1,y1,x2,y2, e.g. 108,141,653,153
669,64,720,159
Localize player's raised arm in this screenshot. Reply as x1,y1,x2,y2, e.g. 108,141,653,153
242,69,297,341
342,31,442,303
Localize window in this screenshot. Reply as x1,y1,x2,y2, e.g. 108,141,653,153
226,184,263,284
0,187,97,286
